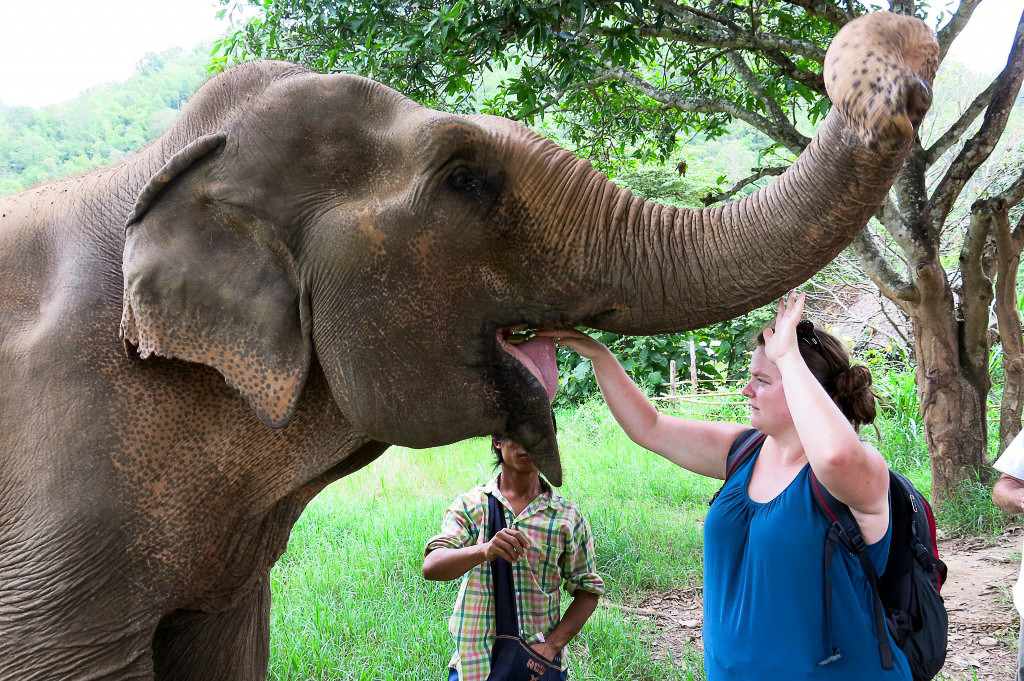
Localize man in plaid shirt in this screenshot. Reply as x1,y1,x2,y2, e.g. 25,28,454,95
423,435,605,681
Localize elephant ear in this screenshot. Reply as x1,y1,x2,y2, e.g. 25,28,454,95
121,132,311,428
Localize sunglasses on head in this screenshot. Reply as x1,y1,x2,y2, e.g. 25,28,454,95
796,319,825,356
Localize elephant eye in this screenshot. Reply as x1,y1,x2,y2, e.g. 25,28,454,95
448,166,479,192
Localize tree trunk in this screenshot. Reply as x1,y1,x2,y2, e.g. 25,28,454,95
911,258,988,502
993,209,1024,452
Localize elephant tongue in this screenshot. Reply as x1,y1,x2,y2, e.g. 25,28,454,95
510,336,558,402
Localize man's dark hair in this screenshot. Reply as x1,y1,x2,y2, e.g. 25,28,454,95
491,435,504,469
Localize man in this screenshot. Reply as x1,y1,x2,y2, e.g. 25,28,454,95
992,428,1024,681
422,434,604,681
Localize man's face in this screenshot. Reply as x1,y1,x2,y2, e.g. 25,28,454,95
499,438,539,475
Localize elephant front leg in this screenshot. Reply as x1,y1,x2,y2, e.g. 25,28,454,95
152,577,271,681
0,549,157,681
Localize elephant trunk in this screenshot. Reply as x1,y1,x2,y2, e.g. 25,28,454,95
577,109,909,334
535,12,936,335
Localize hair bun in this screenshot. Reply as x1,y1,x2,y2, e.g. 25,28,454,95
834,364,871,397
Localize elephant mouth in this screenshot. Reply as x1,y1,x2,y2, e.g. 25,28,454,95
496,328,558,402
493,326,562,484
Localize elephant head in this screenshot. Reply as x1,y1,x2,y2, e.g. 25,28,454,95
120,13,936,485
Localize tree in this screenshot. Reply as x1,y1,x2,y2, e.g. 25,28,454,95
218,0,1024,502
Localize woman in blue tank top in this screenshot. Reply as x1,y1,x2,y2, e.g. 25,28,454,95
539,292,909,680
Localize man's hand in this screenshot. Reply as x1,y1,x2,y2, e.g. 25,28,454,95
483,527,531,563
992,473,1024,515
529,642,559,662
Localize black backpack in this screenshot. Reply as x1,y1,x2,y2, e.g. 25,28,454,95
712,429,949,680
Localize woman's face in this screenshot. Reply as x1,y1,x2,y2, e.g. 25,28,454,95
741,346,794,434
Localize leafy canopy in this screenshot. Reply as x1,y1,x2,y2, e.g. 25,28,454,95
215,0,876,165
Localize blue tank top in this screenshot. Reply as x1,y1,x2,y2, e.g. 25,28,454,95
703,448,911,680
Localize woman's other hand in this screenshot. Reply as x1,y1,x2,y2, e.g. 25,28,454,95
762,291,805,365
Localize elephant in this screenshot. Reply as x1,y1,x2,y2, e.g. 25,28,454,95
0,12,936,681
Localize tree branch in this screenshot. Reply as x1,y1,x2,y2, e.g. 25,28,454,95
936,0,984,64
875,193,916,255
992,202,1024,450
632,24,827,63
701,166,787,205
597,64,810,153
877,287,912,349
847,229,918,312
727,52,797,133
777,0,855,27
959,198,999,393
887,0,914,15
996,165,1024,209
923,78,999,165
925,9,1024,237
647,1,828,61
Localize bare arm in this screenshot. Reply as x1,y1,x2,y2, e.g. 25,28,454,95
422,527,530,581
535,330,745,479
531,590,600,661
992,473,1024,514
766,293,890,536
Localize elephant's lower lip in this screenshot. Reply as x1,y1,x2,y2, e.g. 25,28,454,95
496,328,558,401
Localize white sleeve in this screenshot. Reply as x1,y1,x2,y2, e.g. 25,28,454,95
994,429,1024,479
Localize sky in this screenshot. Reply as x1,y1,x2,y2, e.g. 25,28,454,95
0,0,235,107
0,0,1022,108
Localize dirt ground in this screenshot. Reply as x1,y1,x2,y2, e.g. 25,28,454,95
626,529,1022,680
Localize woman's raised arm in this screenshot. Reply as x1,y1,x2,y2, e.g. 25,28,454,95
536,330,746,479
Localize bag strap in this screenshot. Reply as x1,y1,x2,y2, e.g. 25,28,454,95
486,491,520,638
726,429,767,478
890,471,948,591
810,471,893,671
708,429,766,506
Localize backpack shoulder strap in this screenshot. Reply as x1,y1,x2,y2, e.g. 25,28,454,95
486,492,520,638
725,429,767,480
808,470,894,671
808,470,865,554
709,429,766,507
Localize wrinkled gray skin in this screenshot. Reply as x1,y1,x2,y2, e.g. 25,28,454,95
0,13,936,681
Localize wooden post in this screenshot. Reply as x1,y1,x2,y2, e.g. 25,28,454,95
669,360,676,396
689,338,698,392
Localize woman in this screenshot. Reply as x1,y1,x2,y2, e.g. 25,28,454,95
538,292,909,680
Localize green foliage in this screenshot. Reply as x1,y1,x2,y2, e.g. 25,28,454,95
0,46,210,197
933,477,1010,537
214,0,864,163
554,303,777,408
869,367,929,476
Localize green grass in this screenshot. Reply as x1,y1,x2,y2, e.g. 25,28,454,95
267,404,710,680
266,387,1007,679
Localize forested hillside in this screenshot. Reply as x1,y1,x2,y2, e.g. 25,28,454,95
0,46,212,196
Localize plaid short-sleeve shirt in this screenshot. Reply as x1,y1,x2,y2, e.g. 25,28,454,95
425,476,605,681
